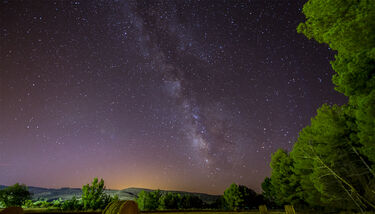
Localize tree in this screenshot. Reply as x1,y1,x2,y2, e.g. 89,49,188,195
136,190,161,211
210,196,227,210
297,0,375,56
261,177,279,208
261,177,273,202
223,183,257,210
0,183,32,207
268,149,303,207
180,195,204,209
293,0,375,211
297,0,375,170
291,104,375,211
159,192,181,210
81,177,111,210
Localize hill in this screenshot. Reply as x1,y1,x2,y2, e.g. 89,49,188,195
0,185,220,204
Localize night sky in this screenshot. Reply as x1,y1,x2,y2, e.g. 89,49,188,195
0,0,347,194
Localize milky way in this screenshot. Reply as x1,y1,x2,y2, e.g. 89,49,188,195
0,0,346,194
129,2,243,173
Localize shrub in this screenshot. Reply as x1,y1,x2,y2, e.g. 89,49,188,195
51,198,63,208
82,177,111,210
22,200,34,208
33,200,52,208
61,196,83,211
0,183,32,207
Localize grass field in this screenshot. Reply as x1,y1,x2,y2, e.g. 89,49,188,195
0,210,283,214
1,208,375,214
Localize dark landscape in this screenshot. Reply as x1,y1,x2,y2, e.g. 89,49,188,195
0,185,220,204
1,0,374,213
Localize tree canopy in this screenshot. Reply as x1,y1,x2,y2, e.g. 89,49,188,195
223,183,258,210
264,0,375,212
81,177,111,210
0,183,32,207
297,0,375,164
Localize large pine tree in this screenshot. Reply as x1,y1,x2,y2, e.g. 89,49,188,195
263,0,375,211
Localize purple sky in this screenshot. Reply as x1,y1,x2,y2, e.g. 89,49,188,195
0,0,346,194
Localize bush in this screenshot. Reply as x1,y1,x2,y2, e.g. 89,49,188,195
51,198,63,208
81,177,112,210
61,196,83,211
0,183,32,207
22,200,34,208
33,200,52,208
111,194,119,202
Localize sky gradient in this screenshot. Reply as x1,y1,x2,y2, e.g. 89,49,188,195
0,0,347,194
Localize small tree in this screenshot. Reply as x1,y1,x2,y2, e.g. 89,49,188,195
0,183,32,207
81,177,111,210
136,190,161,211
180,195,204,209
159,192,181,210
61,196,83,211
223,183,257,210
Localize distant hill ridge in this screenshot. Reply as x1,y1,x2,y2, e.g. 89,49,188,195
0,185,220,204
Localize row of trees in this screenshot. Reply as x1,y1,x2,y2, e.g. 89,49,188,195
136,183,265,211
136,190,204,210
0,180,265,211
262,0,375,212
0,178,118,210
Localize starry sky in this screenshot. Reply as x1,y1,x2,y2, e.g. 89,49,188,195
0,0,347,194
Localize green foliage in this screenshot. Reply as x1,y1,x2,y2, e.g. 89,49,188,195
223,183,257,210
180,194,204,209
353,90,375,166
136,190,204,210
159,192,181,210
0,183,32,207
32,200,52,208
297,0,375,55
291,104,375,210
61,196,83,211
22,200,34,208
269,150,303,207
136,190,161,211
51,198,63,208
261,177,279,208
209,196,227,210
223,183,242,210
111,194,119,202
261,177,273,201
264,0,375,211
81,177,111,210
22,198,63,209
297,0,375,169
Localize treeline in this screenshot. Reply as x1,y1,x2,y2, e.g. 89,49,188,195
136,183,266,211
0,178,118,211
262,0,375,212
136,191,204,210
0,181,267,211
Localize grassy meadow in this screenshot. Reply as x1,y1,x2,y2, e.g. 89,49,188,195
2,208,375,214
